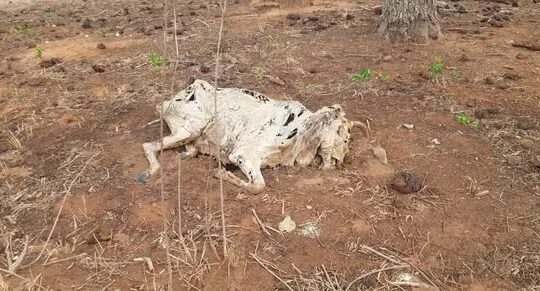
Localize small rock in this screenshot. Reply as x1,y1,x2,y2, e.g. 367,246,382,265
236,64,249,73
345,13,354,20
391,171,422,194
465,100,476,107
503,72,520,81
199,65,210,73
515,53,528,60
92,64,105,73
306,205,313,210
383,55,393,61
39,57,63,68
96,42,106,49
153,25,163,30
484,76,495,85
373,146,388,165
402,123,414,129
496,83,510,90
373,5,383,15
431,138,440,145
278,216,296,233
81,18,92,29
286,13,301,21
51,65,66,73
516,118,535,130
459,54,470,62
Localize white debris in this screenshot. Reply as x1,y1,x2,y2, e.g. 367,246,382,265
372,146,388,164
431,138,440,145
134,257,154,272
278,216,296,233
306,205,313,210
402,124,414,129
298,221,320,238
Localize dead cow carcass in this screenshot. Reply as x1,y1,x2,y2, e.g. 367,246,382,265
138,79,368,193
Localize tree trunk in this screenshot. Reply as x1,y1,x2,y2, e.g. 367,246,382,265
378,0,442,43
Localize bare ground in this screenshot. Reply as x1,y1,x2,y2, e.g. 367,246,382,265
0,0,539,290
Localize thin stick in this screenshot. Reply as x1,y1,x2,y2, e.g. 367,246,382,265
42,253,87,267
160,1,173,290
213,0,228,257
345,265,410,291
251,209,272,237
9,235,29,272
173,3,180,57
250,253,293,291
361,245,403,265
0,267,47,290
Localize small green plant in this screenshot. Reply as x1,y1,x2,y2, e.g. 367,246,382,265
254,66,266,79
97,27,107,38
303,84,315,93
456,112,479,128
429,57,444,75
15,24,29,35
34,47,43,59
352,68,373,81
148,53,165,69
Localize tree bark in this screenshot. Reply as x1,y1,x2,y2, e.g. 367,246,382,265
378,0,442,43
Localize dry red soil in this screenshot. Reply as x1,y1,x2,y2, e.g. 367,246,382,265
0,0,539,290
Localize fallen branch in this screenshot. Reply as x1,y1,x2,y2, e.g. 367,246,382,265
251,209,272,237
345,265,410,291
250,253,293,291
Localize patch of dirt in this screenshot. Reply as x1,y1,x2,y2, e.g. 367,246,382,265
0,0,539,290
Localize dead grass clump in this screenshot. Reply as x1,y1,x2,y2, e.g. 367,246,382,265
0,275,8,291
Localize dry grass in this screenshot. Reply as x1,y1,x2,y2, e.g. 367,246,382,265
0,275,8,291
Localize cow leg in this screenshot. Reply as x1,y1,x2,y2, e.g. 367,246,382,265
212,154,265,193
138,129,194,182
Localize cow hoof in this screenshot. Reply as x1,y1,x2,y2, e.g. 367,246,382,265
180,152,189,160
137,171,150,183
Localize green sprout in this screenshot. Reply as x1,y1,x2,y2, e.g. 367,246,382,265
303,84,315,93
15,24,29,35
254,66,266,79
148,53,165,69
456,112,479,128
352,68,373,81
429,57,444,75
97,27,107,38
34,47,43,59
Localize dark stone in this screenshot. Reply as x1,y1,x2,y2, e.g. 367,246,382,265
81,18,92,29
286,13,301,21
96,42,106,49
200,65,210,73
391,171,422,194
92,64,105,73
39,57,63,68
